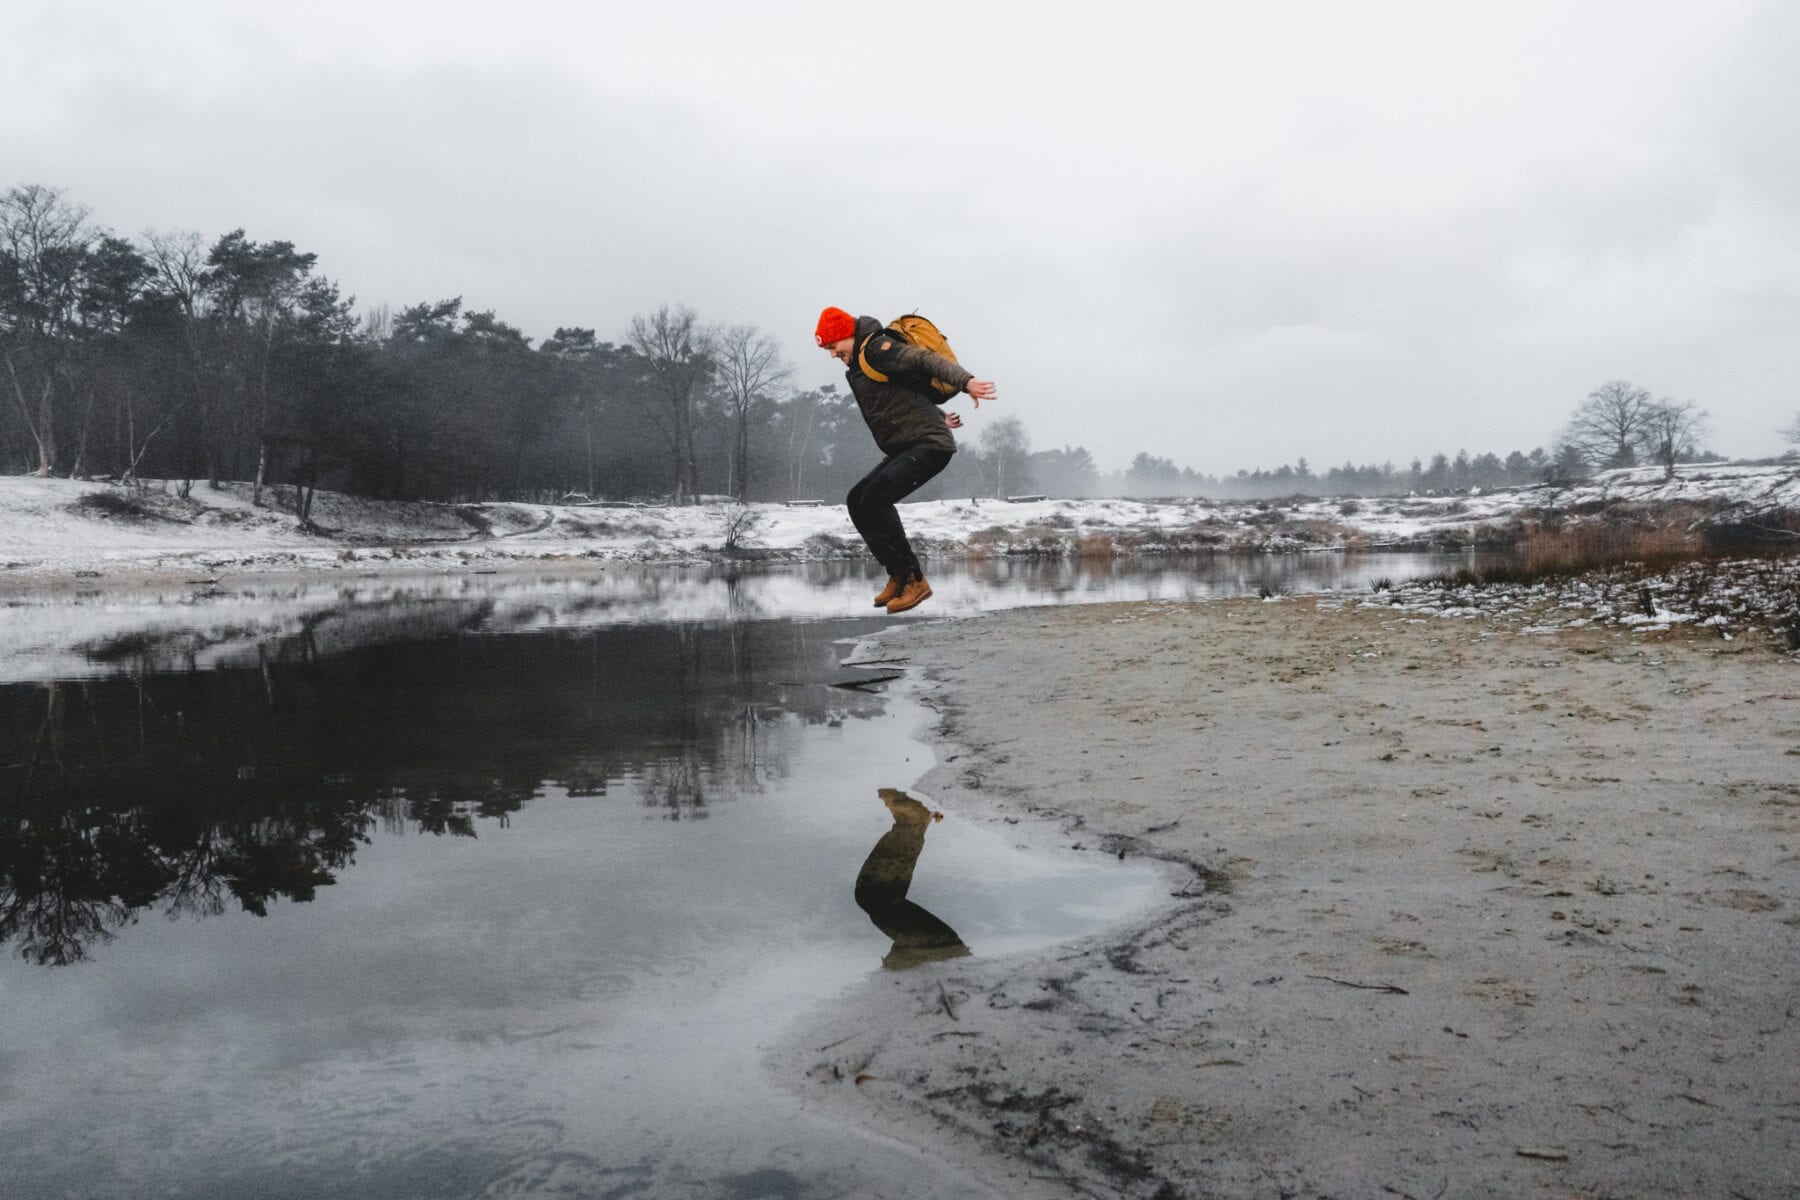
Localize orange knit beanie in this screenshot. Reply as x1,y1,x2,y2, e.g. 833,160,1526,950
814,306,855,346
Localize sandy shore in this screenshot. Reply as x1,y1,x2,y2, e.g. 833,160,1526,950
772,596,1800,1199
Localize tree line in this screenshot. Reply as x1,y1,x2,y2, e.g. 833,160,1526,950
1112,449,1554,501
1102,379,1733,500
3,184,1761,509
0,183,1017,507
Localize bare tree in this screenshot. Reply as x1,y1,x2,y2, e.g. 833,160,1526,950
361,303,392,343
1782,411,1800,449
1563,379,1654,470
715,323,791,502
784,389,820,498
141,228,215,488
627,305,715,504
0,185,98,475
142,227,207,302
777,384,844,500
980,413,1032,498
1638,398,1708,480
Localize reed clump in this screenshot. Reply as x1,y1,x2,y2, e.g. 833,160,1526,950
1430,510,1709,587
1516,518,1699,575
1075,533,1118,559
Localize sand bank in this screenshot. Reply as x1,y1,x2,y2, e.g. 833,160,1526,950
775,596,1799,1199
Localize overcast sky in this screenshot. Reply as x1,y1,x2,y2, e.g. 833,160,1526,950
6,1,1796,473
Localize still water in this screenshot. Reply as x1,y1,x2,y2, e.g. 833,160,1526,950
0,553,1460,1198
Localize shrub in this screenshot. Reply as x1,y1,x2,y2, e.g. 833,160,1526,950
1178,525,1230,548
1780,610,1800,652
803,532,855,555
1292,519,1352,544
72,490,151,520
722,508,759,555
556,517,621,537
1700,509,1800,556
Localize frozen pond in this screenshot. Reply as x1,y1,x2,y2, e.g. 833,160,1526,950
0,553,1462,1198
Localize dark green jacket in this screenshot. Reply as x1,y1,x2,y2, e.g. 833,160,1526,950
845,315,974,456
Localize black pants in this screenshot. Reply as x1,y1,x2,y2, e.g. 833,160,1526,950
845,445,953,582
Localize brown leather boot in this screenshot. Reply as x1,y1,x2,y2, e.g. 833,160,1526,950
873,576,902,608
885,576,933,614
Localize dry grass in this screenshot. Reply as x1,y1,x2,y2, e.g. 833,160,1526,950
1015,522,1070,550
963,527,1011,561
1515,519,1699,574
1075,533,1118,559
1435,509,1711,586
1291,519,1360,546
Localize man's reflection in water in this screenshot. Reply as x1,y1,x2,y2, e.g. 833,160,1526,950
854,788,971,970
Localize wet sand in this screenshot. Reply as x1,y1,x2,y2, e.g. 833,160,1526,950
772,596,1800,1199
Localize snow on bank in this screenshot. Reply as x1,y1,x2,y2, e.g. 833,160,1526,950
1,462,1797,580
1336,460,1800,542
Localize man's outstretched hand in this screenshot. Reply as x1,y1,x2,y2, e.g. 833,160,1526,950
966,380,996,408
945,412,964,429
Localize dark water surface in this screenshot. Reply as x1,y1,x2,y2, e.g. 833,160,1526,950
0,554,1459,1198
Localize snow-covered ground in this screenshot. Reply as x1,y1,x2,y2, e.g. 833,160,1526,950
1331,460,1800,541
2,466,1795,678
2,462,1796,582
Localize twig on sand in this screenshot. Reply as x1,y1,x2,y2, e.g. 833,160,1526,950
829,673,904,691
938,982,959,1021
1514,1147,1569,1162
1306,974,1410,995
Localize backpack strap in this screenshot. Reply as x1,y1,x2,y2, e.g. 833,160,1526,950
856,324,907,384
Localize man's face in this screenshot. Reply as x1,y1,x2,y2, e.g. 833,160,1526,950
824,336,854,364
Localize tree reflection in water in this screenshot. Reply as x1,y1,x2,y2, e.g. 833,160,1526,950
0,616,884,965
854,788,970,970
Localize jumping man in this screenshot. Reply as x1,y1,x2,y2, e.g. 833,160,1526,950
814,306,998,614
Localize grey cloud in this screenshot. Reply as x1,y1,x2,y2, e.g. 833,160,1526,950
4,1,1796,470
